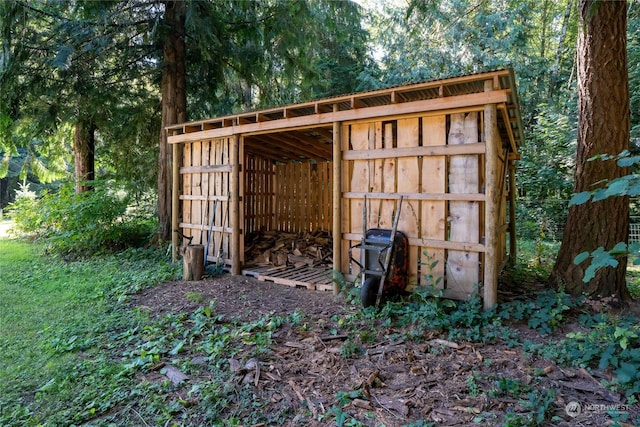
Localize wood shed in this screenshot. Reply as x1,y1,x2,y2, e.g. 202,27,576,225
166,68,524,308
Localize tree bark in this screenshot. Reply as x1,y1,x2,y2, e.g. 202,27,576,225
158,0,187,241
550,0,630,301
74,118,96,193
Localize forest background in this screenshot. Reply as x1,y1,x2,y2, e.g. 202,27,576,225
3,1,640,426
0,0,638,282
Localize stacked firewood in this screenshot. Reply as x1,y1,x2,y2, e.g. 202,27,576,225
244,230,332,267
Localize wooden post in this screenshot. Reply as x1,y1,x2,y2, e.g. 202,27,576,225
231,134,241,275
183,245,205,280
508,161,517,265
484,80,499,309
332,104,342,296
171,141,180,262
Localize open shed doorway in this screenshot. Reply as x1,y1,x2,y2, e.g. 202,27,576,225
241,126,336,290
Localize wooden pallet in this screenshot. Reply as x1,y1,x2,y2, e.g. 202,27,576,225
242,265,334,291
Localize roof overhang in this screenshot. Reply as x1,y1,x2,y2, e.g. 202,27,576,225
167,68,524,162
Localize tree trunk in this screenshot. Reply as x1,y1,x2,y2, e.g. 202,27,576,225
550,0,630,301
74,118,96,193
158,0,187,241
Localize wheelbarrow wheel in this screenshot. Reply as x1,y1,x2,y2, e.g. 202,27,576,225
361,277,380,308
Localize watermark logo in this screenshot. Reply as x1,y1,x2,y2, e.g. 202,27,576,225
584,403,631,415
565,401,630,418
565,401,582,418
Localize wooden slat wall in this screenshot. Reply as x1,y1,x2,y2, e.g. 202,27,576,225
341,112,508,300
244,155,274,233
244,157,332,235
180,137,233,266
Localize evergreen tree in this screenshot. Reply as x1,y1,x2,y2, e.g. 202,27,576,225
550,0,630,300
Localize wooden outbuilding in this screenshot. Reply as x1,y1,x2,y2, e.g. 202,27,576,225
167,68,524,308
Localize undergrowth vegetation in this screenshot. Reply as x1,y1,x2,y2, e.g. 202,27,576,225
8,180,157,256
1,228,639,425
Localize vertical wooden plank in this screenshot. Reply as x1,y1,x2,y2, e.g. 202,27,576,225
379,123,396,229
276,165,282,230
396,117,420,285
370,122,384,228
326,161,332,232
421,115,447,289
231,134,240,275
309,163,315,231
302,162,308,232
201,140,210,259
171,142,180,262
207,142,217,262
238,137,245,263
183,142,192,239
215,140,222,236
267,159,274,230
223,138,230,262
447,112,480,298
340,124,350,274
484,79,500,309
349,123,371,271
191,141,202,244
508,162,517,266
333,115,343,289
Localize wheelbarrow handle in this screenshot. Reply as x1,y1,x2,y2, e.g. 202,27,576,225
348,242,364,271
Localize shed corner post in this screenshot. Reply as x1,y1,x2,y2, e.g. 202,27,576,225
171,138,180,263
483,79,499,310
508,160,517,266
230,133,241,275
332,104,343,296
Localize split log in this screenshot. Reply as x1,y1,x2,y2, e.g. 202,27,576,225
183,245,205,280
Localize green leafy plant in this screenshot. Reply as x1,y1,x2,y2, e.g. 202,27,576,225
570,151,640,281
8,180,156,256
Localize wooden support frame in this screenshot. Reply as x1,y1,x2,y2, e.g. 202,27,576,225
172,143,180,262
508,160,517,265
166,69,524,304
332,104,342,295
483,79,500,309
230,134,241,275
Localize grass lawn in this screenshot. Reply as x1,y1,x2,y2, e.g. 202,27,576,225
2,223,639,426
0,227,180,425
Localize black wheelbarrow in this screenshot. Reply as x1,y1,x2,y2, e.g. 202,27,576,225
349,196,409,308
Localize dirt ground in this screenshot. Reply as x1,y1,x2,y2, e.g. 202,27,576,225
132,275,639,426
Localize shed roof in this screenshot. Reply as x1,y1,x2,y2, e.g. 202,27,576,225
167,68,524,163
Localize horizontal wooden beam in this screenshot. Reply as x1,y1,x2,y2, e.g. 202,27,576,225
180,222,232,233
168,90,509,144
343,142,486,161
342,233,486,253
180,165,232,174
180,194,230,201
343,192,486,202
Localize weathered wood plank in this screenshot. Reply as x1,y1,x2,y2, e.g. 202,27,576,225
348,123,371,267
396,117,421,284
191,141,202,244
342,233,485,253
420,115,447,289
447,112,480,296
342,142,486,160
183,142,192,239
379,123,396,229
343,192,485,202
168,90,509,144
